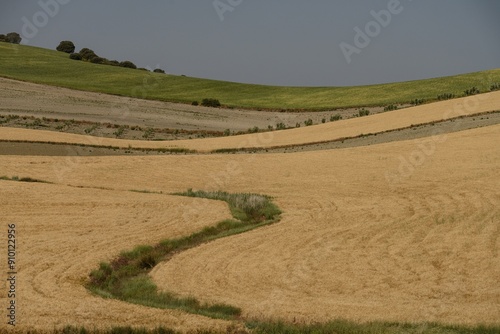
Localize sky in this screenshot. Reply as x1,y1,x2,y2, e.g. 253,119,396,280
0,0,499,87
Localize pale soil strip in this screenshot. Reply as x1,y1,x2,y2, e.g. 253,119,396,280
0,124,499,327
1,91,499,152
0,77,338,133
0,183,233,333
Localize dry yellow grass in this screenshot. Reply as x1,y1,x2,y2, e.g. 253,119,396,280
1,91,500,152
0,182,233,332
0,124,499,331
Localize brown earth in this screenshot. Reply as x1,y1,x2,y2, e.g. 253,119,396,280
0,77,365,136
1,90,499,153
1,111,499,156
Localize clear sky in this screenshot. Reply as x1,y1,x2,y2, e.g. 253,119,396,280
1,0,499,86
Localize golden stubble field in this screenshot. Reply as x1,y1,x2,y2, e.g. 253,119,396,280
0,123,499,332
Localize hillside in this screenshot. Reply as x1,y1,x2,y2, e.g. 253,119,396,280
2,90,499,153
1,43,499,110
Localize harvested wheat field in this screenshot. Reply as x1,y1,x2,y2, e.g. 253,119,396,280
1,91,500,152
1,123,499,332
0,181,233,332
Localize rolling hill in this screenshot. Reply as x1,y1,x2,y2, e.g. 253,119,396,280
0,42,499,110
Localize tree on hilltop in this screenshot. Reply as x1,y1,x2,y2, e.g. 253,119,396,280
5,32,21,44
56,40,75,53
119,61,137,69
79,48,98,61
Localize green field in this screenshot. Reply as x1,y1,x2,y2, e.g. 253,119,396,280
0,43,499,110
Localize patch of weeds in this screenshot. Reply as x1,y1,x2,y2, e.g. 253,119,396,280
330,114,342,122
248,319,500,334
0,175,52,183
490,83,500,91
85,125,99,134
142,127,155,139
275,122,286,130
410,99,425,106
437,93,455,101
113,125,127,138
384,104,398,111
464,87,480,96
358,108,370,117
88,190,281,320
248,126,260,134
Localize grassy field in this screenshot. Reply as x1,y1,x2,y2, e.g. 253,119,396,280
0,43,499,110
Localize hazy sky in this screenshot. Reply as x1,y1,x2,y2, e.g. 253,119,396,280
1,0,499,86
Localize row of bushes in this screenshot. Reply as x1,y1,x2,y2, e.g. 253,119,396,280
56,40,166,73
0,32,21,44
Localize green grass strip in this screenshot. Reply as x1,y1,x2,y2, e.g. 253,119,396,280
248,320,500,334
87,190,281,320
1,43,500,110
0,175,52,183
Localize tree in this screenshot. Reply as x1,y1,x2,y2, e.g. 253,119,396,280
153,68,165,74
119,61,137,69
0,34,6,42
6,32,21,44
79,48,98,61
56,40,75,53
69,53,82,60
90,57,107,64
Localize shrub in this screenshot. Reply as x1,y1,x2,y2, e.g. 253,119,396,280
113,126,126,138
384,104,398,111
321,118,326,123
56,40,75,53
490,83,500,91
437,93,455,101
142,128,154,139
295,122,301,128
330,114,342,122
0,34,6,42
5,32,21,44
69,53,82,61
464,87,480,96
358,108,370,117
191,101,199,106
276,122,286,130
304,119,313,126
223,129,231,136
410,99,425,106
119,61,137,69
248,126,259,133
107,60,120,66
90,57,107,64
153,68,165,74
138,68,150,71
201,98,221,108
79,48,98,61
